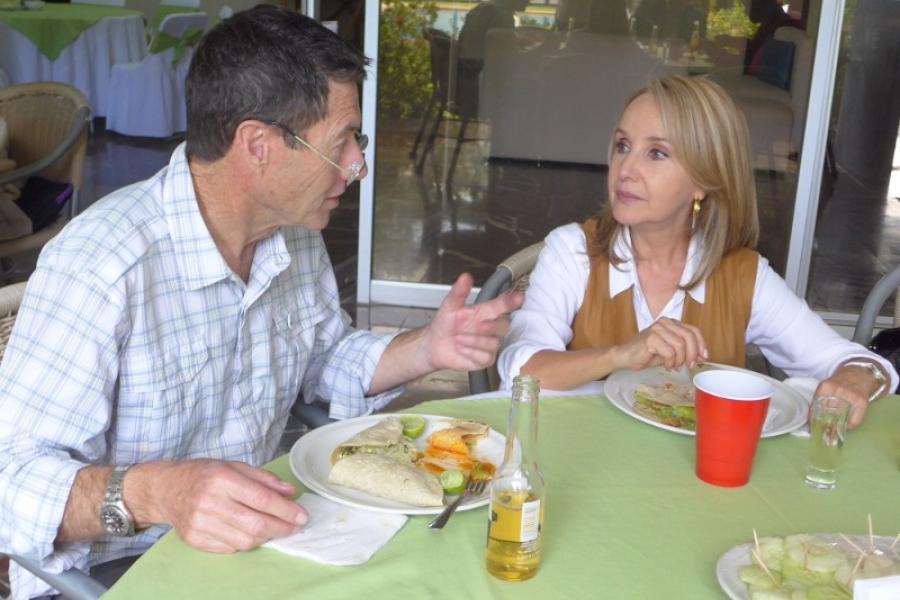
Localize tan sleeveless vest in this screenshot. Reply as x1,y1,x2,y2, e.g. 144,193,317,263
568,221,758,367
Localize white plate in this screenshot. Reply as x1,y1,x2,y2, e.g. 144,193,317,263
604,363,807,437
289,414,505,515
716,534,896,600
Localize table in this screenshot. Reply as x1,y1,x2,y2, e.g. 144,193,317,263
0,4,145,117
105,393,900,599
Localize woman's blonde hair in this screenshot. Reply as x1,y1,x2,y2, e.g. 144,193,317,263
588,75,759,289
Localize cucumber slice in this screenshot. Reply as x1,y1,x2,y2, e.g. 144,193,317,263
740,565,780,589
439,469,465,495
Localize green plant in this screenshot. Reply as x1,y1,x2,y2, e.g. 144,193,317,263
378,0,438,119
707,1,759,39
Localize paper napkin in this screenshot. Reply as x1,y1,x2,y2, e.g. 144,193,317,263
854,574,900,599
263,493,407,566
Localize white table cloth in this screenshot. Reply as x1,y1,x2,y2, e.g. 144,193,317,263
0,12,145,117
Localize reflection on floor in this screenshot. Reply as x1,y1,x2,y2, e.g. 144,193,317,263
373,116,900,316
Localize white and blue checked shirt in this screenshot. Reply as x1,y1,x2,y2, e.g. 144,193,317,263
0,144,400,600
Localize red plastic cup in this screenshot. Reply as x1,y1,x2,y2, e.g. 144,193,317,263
693,370,773,487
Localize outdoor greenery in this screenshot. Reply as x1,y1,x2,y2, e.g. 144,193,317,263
706,0,759,39
378,0,438,119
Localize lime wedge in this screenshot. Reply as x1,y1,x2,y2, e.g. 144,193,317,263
439,469,465,495
400,415,426,439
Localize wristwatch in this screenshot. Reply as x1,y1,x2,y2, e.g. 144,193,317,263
99,465,136,537
842,360,888,402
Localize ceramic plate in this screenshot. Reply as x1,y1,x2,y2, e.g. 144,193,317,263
289,414,504,515
604,363,807,437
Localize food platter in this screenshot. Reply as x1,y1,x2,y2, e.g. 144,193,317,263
604,363,807,437
716,534,897,600
289,414,505,515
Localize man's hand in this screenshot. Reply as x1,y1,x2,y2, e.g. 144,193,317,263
133,459,306,553
421,273,523,372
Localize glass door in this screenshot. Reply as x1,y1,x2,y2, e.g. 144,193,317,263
360,0,844,309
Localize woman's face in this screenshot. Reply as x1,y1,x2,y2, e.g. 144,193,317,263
607,93,704,234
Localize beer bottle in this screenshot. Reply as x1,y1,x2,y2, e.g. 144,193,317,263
486,375,545,582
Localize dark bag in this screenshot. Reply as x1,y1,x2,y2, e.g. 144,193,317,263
868,327,900,392
14,176,73,231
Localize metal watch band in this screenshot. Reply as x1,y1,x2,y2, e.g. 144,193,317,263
842,360,888,402
100,464,136,537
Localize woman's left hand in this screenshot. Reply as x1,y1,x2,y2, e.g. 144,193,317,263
814,364,882,429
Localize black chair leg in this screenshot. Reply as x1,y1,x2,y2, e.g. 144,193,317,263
416,103,444,174
410,94,438,161
445,117,469,189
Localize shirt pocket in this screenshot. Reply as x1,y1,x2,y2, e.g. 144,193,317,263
271,307,323,404
113,333,210,461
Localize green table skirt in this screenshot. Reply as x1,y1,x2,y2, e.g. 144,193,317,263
104,394,900,599
0,3,143,60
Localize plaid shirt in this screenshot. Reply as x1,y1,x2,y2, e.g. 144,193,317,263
0,144,399,599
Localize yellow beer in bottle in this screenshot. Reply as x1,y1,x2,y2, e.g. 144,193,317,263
486,375,544,581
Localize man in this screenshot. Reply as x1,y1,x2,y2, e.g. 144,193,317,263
0,7,522,599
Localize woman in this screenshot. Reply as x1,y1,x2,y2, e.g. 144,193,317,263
498,75,896,428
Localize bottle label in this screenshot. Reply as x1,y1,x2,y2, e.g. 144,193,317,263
489,498,542,543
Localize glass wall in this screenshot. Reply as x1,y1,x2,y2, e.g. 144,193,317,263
369,0,823,299
806,0,900,320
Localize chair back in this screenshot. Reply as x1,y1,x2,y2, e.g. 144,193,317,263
162,0,201,8
158,11,208,40
71,0,126,6
425,28,455,111
853,264,900,345
468,242,545,394
0,281,25,363
0,83,90,190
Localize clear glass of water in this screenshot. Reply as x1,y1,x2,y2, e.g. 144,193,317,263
804,395,852,489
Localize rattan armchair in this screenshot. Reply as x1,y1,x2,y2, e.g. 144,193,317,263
0,82,91,273
468,242,545,394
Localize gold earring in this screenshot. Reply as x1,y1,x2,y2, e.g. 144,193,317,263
691,197,702,231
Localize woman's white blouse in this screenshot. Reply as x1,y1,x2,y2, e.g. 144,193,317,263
497,223,898,391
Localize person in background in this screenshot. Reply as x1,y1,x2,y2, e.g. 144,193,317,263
0,7,522,599
458,0,530,70
498,75,896,428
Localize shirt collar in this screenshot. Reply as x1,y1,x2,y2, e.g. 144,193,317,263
161,144,291,291
608,227,707,303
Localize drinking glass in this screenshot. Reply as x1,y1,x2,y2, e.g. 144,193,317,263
804,395,851,489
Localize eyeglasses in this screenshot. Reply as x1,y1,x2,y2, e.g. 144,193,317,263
259,118,368,184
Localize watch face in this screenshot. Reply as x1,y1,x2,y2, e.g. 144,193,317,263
100,505,131,536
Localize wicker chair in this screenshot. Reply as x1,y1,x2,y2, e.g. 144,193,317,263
0,83,91,274
468,242,545,394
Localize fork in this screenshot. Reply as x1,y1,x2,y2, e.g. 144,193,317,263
428,478,488,530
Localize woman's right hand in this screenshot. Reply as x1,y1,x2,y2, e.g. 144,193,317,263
615,318,708,371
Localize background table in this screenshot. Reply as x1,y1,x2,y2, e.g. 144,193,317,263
104,393,900,599
0,4,145,117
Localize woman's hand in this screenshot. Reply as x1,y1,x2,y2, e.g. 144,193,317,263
614,318,708,372
814,362,886,429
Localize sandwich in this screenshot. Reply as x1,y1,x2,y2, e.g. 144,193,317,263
632,380,696,430
330,416,418,465
328,453,444,507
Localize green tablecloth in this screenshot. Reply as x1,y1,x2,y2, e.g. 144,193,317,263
104,394,900,599
0,4,142,60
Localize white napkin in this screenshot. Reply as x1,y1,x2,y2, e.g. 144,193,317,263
854,575,900,599
783,376,817,438
263,493,407,566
